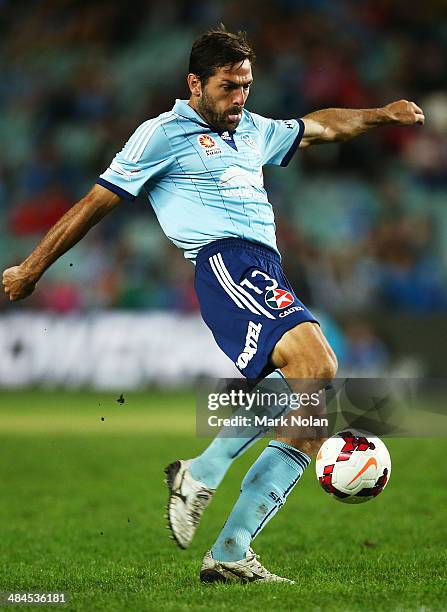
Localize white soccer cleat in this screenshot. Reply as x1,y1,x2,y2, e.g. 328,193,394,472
200,548,295,584
164,459,215,549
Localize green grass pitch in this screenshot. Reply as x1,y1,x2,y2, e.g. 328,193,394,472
0,390,446,611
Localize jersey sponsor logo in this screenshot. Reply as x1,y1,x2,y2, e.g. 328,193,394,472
265,288,294,310
279,305,304,318
219,166,266,201
236,321,262,370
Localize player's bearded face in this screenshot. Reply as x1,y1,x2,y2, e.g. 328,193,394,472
198,87,243,132
196,61,252,132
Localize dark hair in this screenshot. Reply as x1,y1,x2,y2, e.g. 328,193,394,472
189,24,255,84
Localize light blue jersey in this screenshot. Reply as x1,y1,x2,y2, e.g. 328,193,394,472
98,99,304,261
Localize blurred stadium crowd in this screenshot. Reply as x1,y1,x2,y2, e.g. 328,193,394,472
0,0,446,373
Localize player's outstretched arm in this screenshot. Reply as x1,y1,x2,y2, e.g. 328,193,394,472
2,184,121,301
299,99,425,148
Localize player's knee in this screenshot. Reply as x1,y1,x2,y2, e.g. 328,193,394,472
273,324,338,383
301,350,336,380
316,354,338,381
327,345,338,370
283,349,337,382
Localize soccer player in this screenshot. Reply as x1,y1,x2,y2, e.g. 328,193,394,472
3,26,424,583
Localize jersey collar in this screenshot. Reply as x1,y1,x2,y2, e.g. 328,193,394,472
173,99,211,129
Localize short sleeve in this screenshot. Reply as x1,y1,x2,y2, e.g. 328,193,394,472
97,117,174,200
250,113,305,167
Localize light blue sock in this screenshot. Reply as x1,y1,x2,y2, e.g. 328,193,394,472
211,441,310,562
190,370,291,489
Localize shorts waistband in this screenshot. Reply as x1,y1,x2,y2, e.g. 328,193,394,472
196,238,281,267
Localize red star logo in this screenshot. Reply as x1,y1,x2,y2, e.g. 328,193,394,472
265,288,294,310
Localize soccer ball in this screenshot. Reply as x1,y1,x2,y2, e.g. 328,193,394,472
315,430,391,504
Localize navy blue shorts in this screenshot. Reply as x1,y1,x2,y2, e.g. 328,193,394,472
195,238,319,379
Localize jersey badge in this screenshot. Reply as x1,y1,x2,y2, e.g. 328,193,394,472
198,134,222,156
241,134,258,150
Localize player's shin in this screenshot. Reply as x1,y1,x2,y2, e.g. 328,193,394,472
211,441,310,562
189,369,292,489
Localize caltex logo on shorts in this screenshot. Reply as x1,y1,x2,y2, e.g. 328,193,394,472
265,288,294,310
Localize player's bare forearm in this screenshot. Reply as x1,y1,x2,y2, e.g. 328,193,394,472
299,99,425,148
20,187,117,278
2,184,121,301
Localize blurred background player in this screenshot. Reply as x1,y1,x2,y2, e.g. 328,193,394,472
2,25,425,583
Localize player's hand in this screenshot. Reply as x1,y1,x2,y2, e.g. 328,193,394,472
383,100,425,126
2,265,37,301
